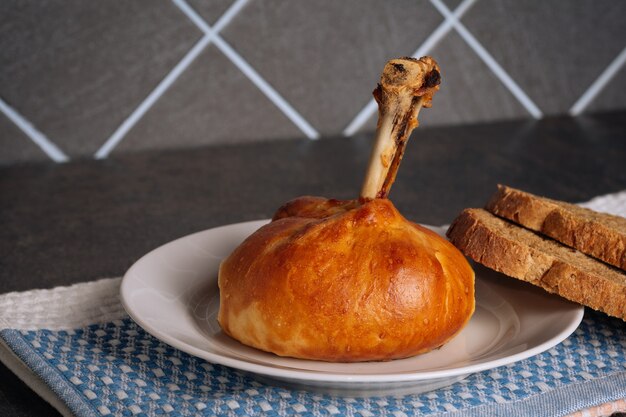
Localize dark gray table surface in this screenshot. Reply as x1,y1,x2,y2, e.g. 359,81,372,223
1,111,626,416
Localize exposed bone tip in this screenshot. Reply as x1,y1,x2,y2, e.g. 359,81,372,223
380,56,441,106
360,56,441,200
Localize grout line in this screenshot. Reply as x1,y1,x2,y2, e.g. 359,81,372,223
94,0,248,159
212,36,320,139
569,46,626,116
414,0,476,59
430,0,543,119
342,0,477,137
173,0,248,36
342,100,378,138
210,0,249,33
173,0,211,32
94,35,212,159
176,0,320,139
0,98,69,162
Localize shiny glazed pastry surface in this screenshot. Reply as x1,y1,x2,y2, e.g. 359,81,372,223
217,56,475,362
218,197,475,362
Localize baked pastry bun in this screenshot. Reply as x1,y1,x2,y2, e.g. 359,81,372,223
218,196,475,361
217,56,475,361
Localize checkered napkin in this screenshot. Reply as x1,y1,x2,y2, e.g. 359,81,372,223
1,192,626,417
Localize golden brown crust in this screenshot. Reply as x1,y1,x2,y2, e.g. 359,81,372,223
272,196,360,221
219,197,475,362
447,208,626,321
486,185,626,271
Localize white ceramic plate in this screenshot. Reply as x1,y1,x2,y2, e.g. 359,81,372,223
120,220,584,396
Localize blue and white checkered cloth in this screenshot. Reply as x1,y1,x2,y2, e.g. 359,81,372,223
1,303,625,417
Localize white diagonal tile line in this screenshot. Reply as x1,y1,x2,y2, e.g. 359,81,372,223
175,0,320,140
212,37,320,139
176,0,247,34
430,0,543,119
94,36,211,159
342,0,477,137
94,0,251,159
570,46,626,116
0,97,69,163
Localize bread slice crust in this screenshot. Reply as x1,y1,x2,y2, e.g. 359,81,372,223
447,208,626,321
486,185,626,271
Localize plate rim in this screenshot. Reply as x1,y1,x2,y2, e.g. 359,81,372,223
120,219,584,383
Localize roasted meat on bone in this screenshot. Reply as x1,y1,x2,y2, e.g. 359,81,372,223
217,56,475,362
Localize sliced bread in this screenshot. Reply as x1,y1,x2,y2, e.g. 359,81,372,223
486,185,626,271
446,208,626,320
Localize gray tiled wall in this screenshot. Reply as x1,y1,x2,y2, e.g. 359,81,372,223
1,0,625,165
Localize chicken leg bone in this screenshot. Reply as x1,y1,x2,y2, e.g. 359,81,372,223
360,56,441,200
